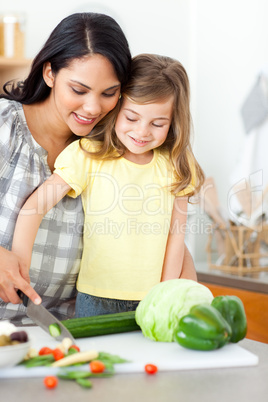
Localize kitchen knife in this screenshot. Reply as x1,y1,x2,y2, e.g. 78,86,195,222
17,290,75,343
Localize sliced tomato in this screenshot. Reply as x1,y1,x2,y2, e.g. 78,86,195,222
145,364,158,374
89,360,106,373
68,344,80,352
38,347,53,356
52,348,65,361
44,376,58,389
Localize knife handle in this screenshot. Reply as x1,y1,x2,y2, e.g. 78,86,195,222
17,290,29,307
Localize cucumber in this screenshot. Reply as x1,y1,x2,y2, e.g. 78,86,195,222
49,323,61,338
61,311,140,339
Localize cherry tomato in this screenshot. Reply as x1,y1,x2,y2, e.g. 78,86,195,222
44,376,58,389
68,344,80,352
89,360,106,373
52,348,65,361
145,364,158,374
39,347,53,356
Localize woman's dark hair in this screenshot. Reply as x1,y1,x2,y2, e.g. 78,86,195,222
1,13,131,104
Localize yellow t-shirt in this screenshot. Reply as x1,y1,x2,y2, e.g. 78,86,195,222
54,139,195,300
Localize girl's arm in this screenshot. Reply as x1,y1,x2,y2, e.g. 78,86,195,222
161,196,188,281
180,244,197,281
11,174,71,303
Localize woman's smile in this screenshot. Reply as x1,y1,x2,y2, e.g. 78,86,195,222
73,112,98,125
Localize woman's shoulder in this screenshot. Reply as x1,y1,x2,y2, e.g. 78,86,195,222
0,98,22,124
0,99,25,146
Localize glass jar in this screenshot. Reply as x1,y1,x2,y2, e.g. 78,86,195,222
0,14,25,58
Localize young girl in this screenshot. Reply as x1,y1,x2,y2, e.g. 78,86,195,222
11,54,204,317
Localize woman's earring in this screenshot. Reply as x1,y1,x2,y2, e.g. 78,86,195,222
119,93,122,99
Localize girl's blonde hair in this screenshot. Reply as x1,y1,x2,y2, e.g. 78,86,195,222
81,53,205,196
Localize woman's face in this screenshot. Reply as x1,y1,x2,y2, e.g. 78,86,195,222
44,54,121,137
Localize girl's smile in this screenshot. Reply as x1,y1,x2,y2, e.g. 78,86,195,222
115,97,174,164
129,135,150,146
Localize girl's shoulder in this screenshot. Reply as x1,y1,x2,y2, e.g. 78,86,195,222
56,138,103,166
80,138,102,152
156,147,173,170
61,138,102,157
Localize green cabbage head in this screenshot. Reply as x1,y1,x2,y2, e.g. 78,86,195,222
135,279,214,342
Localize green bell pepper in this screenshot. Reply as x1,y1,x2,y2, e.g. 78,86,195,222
211,295,247,343
174,304,232,351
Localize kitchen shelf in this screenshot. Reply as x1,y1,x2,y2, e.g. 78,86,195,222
0,57,32,89
0,56,32,66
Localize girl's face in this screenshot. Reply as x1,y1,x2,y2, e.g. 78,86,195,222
44,54,121,137
115,97,173,164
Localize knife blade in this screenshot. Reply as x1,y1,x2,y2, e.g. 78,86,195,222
17,290,75,343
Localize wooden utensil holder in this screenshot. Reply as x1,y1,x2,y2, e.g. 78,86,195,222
206,223,268,274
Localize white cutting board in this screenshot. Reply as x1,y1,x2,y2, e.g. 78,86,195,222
0,327,258,378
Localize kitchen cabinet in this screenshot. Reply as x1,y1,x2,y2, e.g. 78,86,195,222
0,57,31,90
200,282,268,343
196,262,268,344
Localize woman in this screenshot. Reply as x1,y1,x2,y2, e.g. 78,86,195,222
0,12,131,324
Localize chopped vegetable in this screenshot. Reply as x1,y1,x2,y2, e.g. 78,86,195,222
52,348,65,361
49,323,61,338
68,344,80,353
43,376,58,389
211,295,247,343
39,347,53,356
174,304,232,351
51,350,98,367
135,279,214,342
97,351,129,364
0,330,28,346
22,354,55,367
145,364,158,374
0,321,17,336
10,331,28,343
89,360,106,373
58,370,113,380
76,378,93,388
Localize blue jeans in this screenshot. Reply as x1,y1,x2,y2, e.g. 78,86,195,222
75,292,140,318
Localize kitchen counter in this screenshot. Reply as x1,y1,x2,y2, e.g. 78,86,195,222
0,338,267,402
196,261,268,294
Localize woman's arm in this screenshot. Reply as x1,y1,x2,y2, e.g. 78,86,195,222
10,174,71,303
161,196,188,281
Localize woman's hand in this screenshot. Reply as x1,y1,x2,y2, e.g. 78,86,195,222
0,247,41,305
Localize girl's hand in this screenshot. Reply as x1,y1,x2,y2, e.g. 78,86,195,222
0,247,41,305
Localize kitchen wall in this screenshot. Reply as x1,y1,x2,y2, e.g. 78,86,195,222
1,0,267,260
